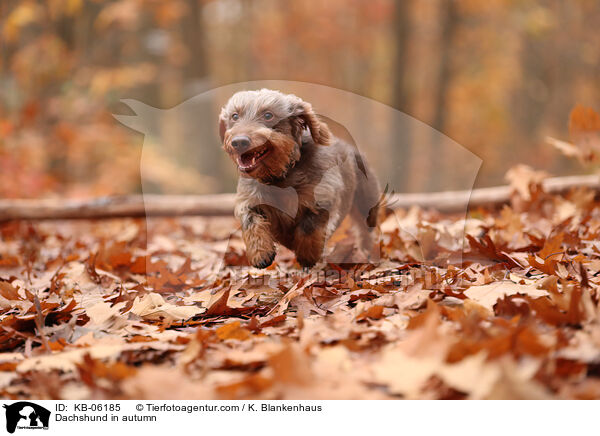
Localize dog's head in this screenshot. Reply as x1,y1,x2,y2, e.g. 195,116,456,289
219,89,332,182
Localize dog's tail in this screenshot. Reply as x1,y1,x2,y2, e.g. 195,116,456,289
377,183,399,212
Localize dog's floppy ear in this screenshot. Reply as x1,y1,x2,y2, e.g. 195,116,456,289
218,115,226,143
289,97,332,146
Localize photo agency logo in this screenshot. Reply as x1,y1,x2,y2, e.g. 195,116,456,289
2,402,50,433
114,80,482,287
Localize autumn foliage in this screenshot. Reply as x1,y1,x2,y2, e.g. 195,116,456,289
2,161,600,399
2,0,600,197
2,0,600,401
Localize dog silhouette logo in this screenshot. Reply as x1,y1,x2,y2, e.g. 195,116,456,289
3,402,50,433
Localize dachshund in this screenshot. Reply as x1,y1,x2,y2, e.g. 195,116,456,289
219,89,381,268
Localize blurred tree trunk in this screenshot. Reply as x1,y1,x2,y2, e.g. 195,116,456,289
390,0,413,191
0,2,12,88
183,0,221,189
510,1,577,166
184,0,208,79
547,1,579,138
428,0,458,190
511,32,550,147
165,1,223,193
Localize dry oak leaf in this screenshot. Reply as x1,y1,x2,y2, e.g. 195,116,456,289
569,104,600,161
130,292,204,322
547,137,587,161
17,340,186,373
557,329,600,363
505,164,548,201
216,321,252,341
464,281,549,311
373,347,500,399
268,344,313,386
530,233,565,275
84,301,124,325
355,305,385,321
547,105,600,163
122,366,213,400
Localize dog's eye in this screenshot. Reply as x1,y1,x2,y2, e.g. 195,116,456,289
231,113,239,121
263,112,273,120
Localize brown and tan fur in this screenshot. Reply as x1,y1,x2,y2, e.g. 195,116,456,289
219,89,381,268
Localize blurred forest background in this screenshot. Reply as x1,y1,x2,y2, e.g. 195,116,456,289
0,0,599,199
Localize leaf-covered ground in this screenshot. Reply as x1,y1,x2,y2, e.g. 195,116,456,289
2,167,600,400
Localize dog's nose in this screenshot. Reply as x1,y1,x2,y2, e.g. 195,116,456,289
231,135,251,151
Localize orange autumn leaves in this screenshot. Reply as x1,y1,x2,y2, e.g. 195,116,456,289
2,163,600,399
548,105,600,164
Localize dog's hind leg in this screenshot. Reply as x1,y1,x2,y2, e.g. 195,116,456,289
293,208,329,268
350,204,380,263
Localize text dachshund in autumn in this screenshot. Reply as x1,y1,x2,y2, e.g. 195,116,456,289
219,89,381,268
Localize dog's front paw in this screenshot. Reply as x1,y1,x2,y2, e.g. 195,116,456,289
249,250,276,269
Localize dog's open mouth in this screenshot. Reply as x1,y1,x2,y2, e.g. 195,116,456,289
237,145,271,172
